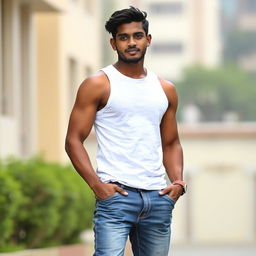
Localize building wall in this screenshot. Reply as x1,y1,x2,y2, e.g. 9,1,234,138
237,0,256,30
235,0,256,71
0,0,60,159
172,123,256,244
143,0,221,80
0,0,101,162
35,0,101,162
35,13,61,161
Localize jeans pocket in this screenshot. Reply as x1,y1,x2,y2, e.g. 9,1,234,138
97,192,119,202
162,194,176,204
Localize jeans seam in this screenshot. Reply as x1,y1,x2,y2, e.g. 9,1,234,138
137,191,144,220
135,225,141,256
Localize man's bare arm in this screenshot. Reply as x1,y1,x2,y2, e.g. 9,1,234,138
65,73,127,199
159,78,184,200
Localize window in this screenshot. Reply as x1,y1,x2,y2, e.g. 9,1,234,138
0,0,13,116
244,0,256,13
0,0,3,114
151,42,183,54
241,0,256,13
149,2,183,14
68,58,78,110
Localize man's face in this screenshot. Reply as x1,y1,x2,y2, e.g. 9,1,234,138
110,21,151,63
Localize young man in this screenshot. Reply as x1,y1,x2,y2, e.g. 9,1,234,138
65,6,186,256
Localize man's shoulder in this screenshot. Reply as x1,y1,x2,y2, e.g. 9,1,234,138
84,70,108,85
77,70,109,100
80,70,108,89
157,76,175,91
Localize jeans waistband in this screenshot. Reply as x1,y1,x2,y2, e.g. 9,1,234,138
109,182,153,193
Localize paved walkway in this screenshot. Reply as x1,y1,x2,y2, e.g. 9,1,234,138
123,242,256,256
126,244,256,256
82,230,256,256
1,244,255,256
169,245,256,256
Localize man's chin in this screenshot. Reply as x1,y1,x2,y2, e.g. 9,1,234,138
117,49,146,64
125,58,141,63
120,56,143,63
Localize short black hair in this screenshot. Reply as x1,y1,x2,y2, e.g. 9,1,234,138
105,6,149,38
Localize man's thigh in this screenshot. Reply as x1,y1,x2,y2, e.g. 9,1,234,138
93,191,142,256
129,190,176,256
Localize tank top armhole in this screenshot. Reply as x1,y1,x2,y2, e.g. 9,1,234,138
155,74,169,107
96,68,113,115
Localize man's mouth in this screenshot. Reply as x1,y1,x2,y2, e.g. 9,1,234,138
126,48,140,54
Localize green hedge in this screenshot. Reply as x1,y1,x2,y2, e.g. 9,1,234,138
0,157,95,252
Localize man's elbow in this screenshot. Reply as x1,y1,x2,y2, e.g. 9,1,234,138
65,136,74,155
65,135,84,154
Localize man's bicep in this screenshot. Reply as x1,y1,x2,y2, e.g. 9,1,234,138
159,78,180,145
160,106,179,147
68,104,96,140
67,81,100,142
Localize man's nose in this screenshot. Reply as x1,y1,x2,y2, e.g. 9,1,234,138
128,36,136,47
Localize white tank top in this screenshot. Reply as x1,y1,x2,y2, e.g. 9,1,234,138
94,65,169,190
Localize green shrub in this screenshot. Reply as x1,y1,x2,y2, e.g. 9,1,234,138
6,158,64,248
0,166,24,249
63,169,95,244
0,157,96,251
44,164,95,245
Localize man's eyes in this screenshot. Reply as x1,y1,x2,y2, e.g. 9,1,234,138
120,35,128,41
134,34,143,39
118,34,144,41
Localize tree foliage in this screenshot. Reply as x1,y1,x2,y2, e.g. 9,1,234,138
223,30,256,63
175,65,256,122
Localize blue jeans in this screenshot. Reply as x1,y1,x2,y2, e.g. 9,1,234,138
93,183,176,256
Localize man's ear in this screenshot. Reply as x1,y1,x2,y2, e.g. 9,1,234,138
110,38,117,51
147,34,152,47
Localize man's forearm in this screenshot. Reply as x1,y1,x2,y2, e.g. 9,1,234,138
163,142,183,183
65,139,101,190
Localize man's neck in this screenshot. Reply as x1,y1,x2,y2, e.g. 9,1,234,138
113,60,147,79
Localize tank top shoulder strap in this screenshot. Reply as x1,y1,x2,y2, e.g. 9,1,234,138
100,65,114,79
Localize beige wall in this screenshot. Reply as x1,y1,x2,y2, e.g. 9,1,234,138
172,123,256,244
36,14,61,161
35,0,101,162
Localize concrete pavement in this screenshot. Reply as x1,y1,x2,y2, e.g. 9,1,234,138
169,245,256,256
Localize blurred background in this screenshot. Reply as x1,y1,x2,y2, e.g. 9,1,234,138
0,0,256,255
